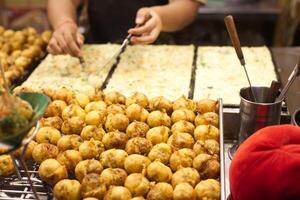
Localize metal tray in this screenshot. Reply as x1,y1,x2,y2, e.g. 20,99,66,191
0,99,226,200
219,99,226,200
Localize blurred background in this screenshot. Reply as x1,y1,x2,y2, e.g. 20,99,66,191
0,0,299,46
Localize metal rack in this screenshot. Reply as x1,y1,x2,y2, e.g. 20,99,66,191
0,161,52,200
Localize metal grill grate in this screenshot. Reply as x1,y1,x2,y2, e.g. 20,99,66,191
0,161,52,200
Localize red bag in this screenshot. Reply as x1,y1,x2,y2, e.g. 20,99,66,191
230,125,300,200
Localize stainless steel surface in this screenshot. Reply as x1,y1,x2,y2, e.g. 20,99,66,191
238,87,282,145
219,99,226,200
292,107,300,126
276,62,300,102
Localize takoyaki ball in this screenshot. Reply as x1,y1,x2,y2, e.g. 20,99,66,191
146,161,172,182
32,143,59,164
100,149,128,168
131,197,145,200
125,92,149,108
148,143,172,165
169,148,196,171
81,125,105,141
146,126,169,145
100,168,127,187
85,110,107,126
126,121,149,138
38,159,68,185
34,38,44,48
125,137,152,155
147,111,171,128
51,88,74,103
88,88,104,102
13,140,37,160
171,120,195,135
104,186,132,200
104,91,126,105
196,99,218,114
148,96,173,115
53,179,81,200
85,101,106,113
173,96,196,111
3,29,14,38
147,182,173,200
57,150,83,172
79,139,105,160
36,126,61,145
105,113,129,132
40,116,63,130
194,125,219,142
106,104,126,114
24,45,42,59
73,93,90,108
0,155,15,177
75,159,103,182
57,135,83,151
195,179,220,200
171,109,196,124
102,131,128,149
125,104,149,122
193,139,220,156
10,50,21,61
27,27,38,35
61,116,86,135
0,26,5,35
14,56,30,69
62,104,86,121
171,167,200,188
83,198,98,200
41,30,52,44
81,173,106,199
195,112,219,127
193,154,220,179
173,183,196,200
167,132,195,150
124,154,151,174
124,173,150,197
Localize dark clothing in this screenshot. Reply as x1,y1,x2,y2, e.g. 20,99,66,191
87,0,168,43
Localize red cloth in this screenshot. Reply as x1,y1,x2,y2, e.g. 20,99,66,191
230,125,300,200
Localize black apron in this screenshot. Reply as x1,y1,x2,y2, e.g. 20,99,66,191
87,0,168,43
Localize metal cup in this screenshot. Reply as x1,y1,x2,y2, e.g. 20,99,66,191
238,87,282,144
292,108,300,127
229,87,283,159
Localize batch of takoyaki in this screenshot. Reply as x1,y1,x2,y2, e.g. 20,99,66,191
0,88,221,200
0,26,51,86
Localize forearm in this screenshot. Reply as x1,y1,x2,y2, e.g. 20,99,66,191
152,0,200,32
47,0,81,29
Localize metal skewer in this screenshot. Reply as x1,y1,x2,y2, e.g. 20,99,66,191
224,15,257,102
276,60,300,102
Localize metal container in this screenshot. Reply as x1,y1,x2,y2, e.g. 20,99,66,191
218,99,226,200
238,87,282,144
292,108,300,127
0,99,226,200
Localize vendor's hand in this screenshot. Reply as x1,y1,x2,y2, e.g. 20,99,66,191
47,21,84,57
128,8,162,45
